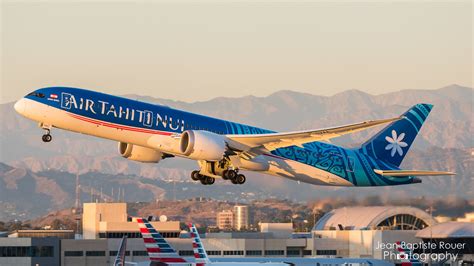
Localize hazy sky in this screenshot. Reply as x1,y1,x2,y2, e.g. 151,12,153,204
1,1,472,103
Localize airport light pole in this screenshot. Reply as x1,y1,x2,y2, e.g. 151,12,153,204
73,168,89,239
427,205,435,266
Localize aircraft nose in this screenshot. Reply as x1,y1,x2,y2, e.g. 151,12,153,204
14,98,26,114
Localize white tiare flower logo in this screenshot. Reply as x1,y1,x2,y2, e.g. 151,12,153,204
385,130,408,157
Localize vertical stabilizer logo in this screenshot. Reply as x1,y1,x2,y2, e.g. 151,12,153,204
385,130,408,157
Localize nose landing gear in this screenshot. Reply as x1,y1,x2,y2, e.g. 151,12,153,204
41,128,52,143
42,134,52,142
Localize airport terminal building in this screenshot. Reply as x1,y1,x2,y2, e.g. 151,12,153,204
1,203,473,266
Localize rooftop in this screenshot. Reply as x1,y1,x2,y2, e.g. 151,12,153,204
416,222,474,239
313,206,436,230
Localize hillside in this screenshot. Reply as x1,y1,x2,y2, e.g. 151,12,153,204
27,197,474,232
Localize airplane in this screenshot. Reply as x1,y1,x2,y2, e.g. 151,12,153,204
113,235,133,266
136,217,291,266
189,222,295,266
14,87,454,186
135,217,190,265
394,241,422,266
188,223,211,266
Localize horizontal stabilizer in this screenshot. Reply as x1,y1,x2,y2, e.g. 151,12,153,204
374,169,455,177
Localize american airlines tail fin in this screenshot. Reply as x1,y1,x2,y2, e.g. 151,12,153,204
135,217,188,264
359,103,433,167
395,241,422,265
189,223,211,265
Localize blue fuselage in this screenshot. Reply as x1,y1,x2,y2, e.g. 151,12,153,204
18,87,415,186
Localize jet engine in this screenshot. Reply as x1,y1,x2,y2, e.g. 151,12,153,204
179,130,227,161
118,142,163,163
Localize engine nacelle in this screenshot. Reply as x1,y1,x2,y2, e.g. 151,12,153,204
118,142,163,163
180,130,227,161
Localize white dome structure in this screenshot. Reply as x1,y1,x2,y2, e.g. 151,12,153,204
416,222,474,238
313,206,436,230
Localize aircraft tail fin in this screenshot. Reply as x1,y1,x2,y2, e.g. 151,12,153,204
189,223,211,265
113,235,127,266
135,217,187,263
359,103,433,167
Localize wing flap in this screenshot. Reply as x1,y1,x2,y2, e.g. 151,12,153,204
374,169,456,177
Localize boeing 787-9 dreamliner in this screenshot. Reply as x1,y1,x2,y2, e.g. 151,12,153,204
14,87,454,187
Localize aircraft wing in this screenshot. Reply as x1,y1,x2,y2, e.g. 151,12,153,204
374,169,456,176
226,116,402,152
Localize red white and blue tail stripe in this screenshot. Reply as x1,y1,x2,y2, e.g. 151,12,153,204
395,241,422,266
189,223,211,265
136,217,188,263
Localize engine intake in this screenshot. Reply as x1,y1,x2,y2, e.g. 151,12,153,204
118,142,163,163
180,130,227,161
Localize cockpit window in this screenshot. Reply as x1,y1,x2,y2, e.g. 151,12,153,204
27,92,45,98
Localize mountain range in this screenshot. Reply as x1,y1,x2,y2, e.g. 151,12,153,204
0,85,472,221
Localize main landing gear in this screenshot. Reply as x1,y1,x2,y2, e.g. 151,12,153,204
191,170,215,185
190,169,246,185
222,170,246,185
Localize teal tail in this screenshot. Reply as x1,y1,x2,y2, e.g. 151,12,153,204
359,103,433,167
